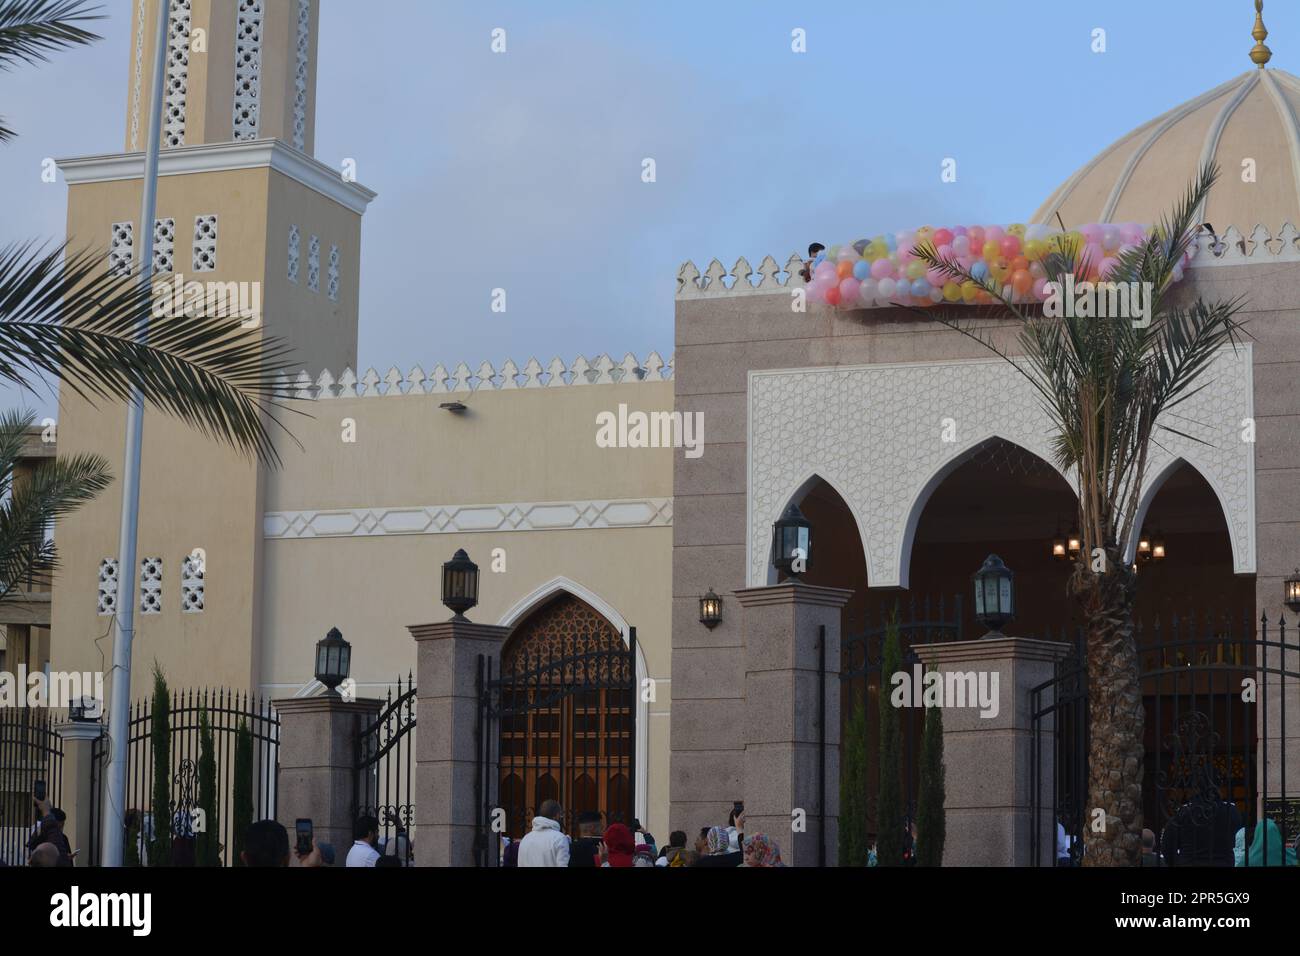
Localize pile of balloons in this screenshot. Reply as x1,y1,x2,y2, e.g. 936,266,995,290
804,222,1193,309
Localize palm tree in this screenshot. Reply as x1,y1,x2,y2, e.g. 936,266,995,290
911,163,1244,865
0,409,110,602
1,0,293,463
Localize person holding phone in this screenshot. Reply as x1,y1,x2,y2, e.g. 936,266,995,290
240,819,322,867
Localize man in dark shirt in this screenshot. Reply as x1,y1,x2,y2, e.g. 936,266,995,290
568,811,604,867
1160,796,1242,866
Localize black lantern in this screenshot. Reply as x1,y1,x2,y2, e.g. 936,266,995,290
69,696,100,722
1285,569,1300,613
1137,533,1152,562
699,588,723,629
1050,520,1067,562
973,554,1015,636
314,626,352,693
1066,527,1082,558
772,503,812,578
442,548,479,617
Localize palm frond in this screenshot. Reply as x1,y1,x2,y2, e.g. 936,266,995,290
0,0,102,142
0,241,302,464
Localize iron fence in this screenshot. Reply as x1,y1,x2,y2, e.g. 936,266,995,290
89,687,278,866
354,674,416,865
0,708,64,866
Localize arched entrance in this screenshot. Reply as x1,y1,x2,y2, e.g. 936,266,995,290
478,591,636,854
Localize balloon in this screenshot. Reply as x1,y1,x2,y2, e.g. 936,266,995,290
1011,269,1033,296
926,267,947,287
971,261,989,281
943,281,961,302
911,279,932,299
1032,277,1048,300
905,260,925,281
1000,235,1021,258
825,284,841,306
933,228,953,247
870,258,894,279
951,235,970,257
814,262,835,281
985,225,1004,245
982,240,1001,261
853,259,871,280
837,260,855,279
859,278,878,304
1023,239,1044,261
961,281,979,304
838,277,860,305
968,226,985,247
877,277,897,299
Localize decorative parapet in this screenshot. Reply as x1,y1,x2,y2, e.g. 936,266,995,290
676,254,806,299
675,225,1300,297
1188,223,1300,266
276,352,673,399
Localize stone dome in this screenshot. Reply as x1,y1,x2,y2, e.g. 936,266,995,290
1032,67,1300,231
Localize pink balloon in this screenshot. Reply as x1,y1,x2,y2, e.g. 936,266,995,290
870,258,894,279
933,228,954,247
1032,277,1049,300
985,225,1004,244
952,235,971,257
968,226,985,246
926,267,947,287
999,235,1021,258
814,262,836,281
1080,223,1104,244
838,277,860,305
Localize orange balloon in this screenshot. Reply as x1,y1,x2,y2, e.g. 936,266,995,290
1012,269,1033,295
1010,256,1029,273
837,260,854,279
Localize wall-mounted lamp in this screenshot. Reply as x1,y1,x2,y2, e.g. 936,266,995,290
439,401,468,413
699,588,723,629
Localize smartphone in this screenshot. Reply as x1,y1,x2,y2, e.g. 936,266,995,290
295,818,313,856
733,800,744,817
33,779,46,802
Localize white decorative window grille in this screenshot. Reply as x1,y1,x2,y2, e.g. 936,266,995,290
292,0,310,151
140,557,162,614
164,0,192,147
97,559,119,616
328,244,340,301
182,552,205,613
232,0,265,141
193,215,218,272
153,218,175,275
129,0,146,150
288,225,300,282
109,222,133,277
307,235,320,292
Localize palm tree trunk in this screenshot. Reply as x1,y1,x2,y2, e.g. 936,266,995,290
1079,557,1144,866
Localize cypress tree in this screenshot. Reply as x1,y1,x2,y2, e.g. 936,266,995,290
839,691,869,866
231,717,254,867
875,616,904,866
149,663,171,867
915,678,946,866
195,707,220,866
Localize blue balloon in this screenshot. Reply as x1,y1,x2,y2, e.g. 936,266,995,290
971,261,989,280
813,252,826,267
853,260,870,280
911,279,932,299
885,234,898,252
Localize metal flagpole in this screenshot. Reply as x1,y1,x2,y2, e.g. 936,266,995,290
102,0,171,868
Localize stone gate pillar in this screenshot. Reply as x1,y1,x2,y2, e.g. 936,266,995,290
273,694,382,860
54,718,103,861
734,582,851,867
913,636,1071,867
409,617,511,867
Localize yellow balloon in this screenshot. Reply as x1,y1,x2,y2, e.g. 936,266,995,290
1007,223,1026,237
961,281,979,303
943,281,961,302
906,261,925,280
1024,239,1044,261
982,240,1000,260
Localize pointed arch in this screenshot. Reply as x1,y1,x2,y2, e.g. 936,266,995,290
496,576,649,825
764,471,872,586
897,435,1077,590
1124,457,1240,568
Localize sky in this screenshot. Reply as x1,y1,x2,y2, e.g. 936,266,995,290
0,0,1292,417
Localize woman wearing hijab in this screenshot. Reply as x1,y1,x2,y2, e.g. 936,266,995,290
1245,818,1298,867
692,825,743,867
600,823,635,868
742,833,784,867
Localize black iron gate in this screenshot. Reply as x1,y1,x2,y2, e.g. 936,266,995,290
1031,611,1299,866
840,594,963,837
354,673,416,865
0,709,64,866
474,627,636,866
88,688,279,866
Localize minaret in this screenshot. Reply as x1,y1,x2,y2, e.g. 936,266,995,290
50,0,376,697
1250,0,1272,68
125,0,321,153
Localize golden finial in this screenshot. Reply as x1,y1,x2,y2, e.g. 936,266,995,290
1251,0,1272,68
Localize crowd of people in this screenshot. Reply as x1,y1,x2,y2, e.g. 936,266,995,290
504,800,784,867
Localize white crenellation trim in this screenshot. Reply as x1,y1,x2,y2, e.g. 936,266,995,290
264,497,673,540
271,353,674,399
679,226,1300,296
57,140,377,215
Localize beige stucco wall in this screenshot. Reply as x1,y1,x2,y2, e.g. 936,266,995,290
260,379,676,833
